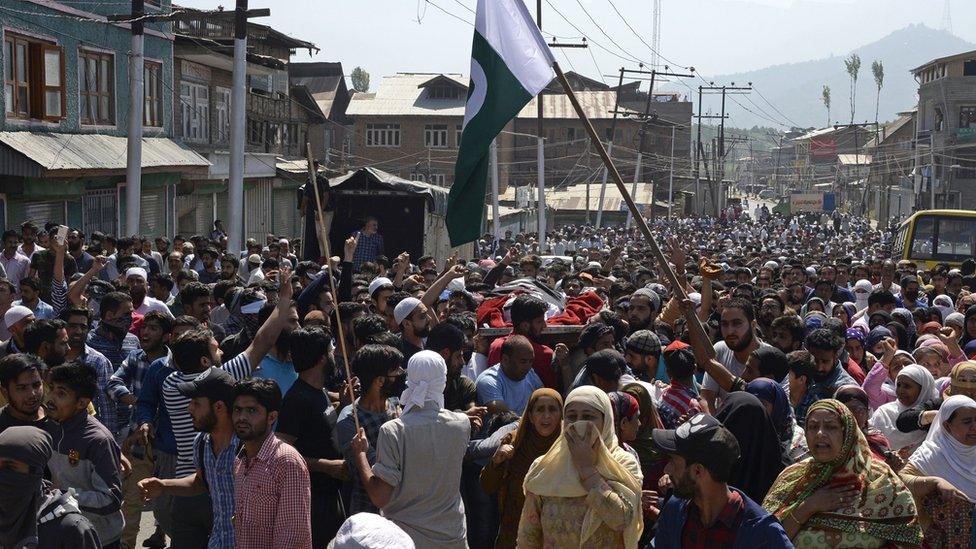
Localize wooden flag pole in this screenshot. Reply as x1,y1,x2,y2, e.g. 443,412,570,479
551,62,713,354
306,144,359,429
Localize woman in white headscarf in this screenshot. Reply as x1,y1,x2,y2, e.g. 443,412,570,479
869,364,938,451
900,395,976,544
518,386,643,548
853,279,874,311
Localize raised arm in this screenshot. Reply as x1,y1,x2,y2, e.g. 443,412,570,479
421,264,466,309
243,265,295,368
68,256,108,309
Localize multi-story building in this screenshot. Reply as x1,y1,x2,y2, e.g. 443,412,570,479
172,9,321,240
911,49,976,209
346,71,692,204
0,0,208,233
289,61,352,170
865,110,916,222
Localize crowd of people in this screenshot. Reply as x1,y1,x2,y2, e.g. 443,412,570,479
1,207,976,548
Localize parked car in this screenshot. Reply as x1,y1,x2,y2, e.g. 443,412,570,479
758,188,776,199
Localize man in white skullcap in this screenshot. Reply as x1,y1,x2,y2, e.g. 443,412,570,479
350,350,471,548
125,267,172,318
393,297,428,363
0,305,34,357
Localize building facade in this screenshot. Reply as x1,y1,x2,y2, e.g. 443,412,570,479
912,49,976,210
0,0,206,234
172,10,321,241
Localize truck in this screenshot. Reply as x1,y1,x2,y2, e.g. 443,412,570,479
772,191,836,216
325,167,474,263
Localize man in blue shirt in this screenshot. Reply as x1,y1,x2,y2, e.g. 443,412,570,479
475,335,541,415
652,413,793,548
251,301,300,398
351,216,385,271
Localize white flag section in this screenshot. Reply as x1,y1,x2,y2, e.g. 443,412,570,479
448,0,554,247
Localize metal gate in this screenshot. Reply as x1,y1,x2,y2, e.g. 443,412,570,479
245,179,273,242
82,189,116,236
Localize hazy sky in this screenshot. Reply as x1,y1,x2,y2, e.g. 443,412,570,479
179,0,975,88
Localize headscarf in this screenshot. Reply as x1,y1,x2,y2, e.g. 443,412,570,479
853,279,873,310
834,302,856,327
945,361,976,397
763,400,923,547
503,388,563,487
865,326,892,350
908,394,976,501
524,386,643,548
715,391,791,502
746,378,795,444
963,305,976,346
804,311,828,333
621,382,664,476
801,298,827,317
868,364,937,450
330,512,416,549
0,426,53,549
932,294,955,324
399,350,446,413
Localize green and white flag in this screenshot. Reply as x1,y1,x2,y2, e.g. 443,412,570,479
448,0,554,247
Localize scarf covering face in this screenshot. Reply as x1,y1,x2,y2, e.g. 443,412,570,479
523,386,643,548
746,378,796,443
945,360,976,397
621,382,665,474
399,350,446,413
0,426,53,549
908,394,976,501
763,399,923,547
715,391,792,502
869,364,937,451
854,279,873,310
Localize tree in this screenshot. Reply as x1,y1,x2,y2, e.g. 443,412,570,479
821,85,831,127
872,60,884,125
844,53,861,123
351,66,370,93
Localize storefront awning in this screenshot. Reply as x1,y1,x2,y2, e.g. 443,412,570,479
0,132,210,178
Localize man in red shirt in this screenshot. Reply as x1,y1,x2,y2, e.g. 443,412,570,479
487,294,559,389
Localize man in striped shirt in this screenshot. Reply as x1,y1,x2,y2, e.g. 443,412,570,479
156,269,294,548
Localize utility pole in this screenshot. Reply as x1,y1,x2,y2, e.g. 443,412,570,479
533,3,586,250
227,0,249,254
108,4,270,242
596,67,625,229
698,83,750,215
125,0,144,236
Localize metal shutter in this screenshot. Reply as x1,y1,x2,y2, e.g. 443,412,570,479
245,179,273,242
272,188,298,239
139,188,166,236
24,201,65,226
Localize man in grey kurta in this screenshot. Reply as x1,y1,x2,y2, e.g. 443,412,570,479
372,400,471,548
350,350,472,548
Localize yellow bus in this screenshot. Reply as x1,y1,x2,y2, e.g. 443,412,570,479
892,210,976,268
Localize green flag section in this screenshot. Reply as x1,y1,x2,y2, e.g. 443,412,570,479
447,0,555,247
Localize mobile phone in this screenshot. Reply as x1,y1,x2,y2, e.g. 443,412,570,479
56,225,68,245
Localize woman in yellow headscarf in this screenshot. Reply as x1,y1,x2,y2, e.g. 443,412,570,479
517,386,643,548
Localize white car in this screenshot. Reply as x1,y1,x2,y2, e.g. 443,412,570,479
758,189,776,200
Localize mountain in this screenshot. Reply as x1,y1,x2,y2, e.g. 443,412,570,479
698,25,974,130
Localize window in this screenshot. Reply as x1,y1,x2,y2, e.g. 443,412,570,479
180,81,209,141
247,120,264,146
425,124,448,148
965,60,976,77
79,50,114,125
3,32,64,121
428,173,446,186
960,106,976,129
456,124,462,148
214,87,230,142
143,61,162,126
366,123,400,147
427,85,463,100
934,108,944,132
567,127,576,141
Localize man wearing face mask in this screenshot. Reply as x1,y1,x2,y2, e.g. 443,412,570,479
0,426,101,549
897,275,926,310
336,344,405,515
87,292,140,439
251,300,300,398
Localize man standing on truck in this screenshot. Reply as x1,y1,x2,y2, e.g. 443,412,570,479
351,216,385,272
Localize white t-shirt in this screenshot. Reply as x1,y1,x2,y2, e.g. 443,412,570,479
701,340,774,400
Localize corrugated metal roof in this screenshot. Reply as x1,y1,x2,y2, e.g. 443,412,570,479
347,73,467,116
0,132,210,175
348,73,624,119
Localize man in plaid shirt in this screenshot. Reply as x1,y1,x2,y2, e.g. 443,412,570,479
651,414,793,548
232,378,311,549
351,216,385,271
